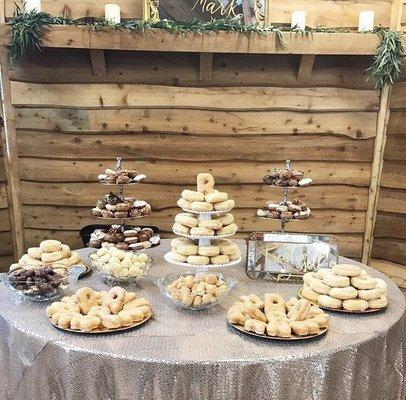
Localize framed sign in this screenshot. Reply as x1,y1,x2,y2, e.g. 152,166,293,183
144,0,266,25
246,232,339,282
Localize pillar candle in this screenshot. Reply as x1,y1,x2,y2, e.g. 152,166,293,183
291,11,306,30
105,4,121,24
358,11,374,32
24,0,41,12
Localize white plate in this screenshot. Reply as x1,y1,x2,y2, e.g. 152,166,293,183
164,252,242,269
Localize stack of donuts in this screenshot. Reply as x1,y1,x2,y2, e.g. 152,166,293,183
177,173,235,212
228,293,330,338
173,212,237,237
169,238,241,266
301,264,388,312
47,286,152,332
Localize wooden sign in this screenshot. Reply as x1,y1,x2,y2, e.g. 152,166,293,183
148,0,266,25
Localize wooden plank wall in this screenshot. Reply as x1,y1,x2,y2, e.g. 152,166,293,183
2,48,377,267
371,78,406,287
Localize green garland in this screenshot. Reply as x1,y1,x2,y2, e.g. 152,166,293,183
8,7,404,89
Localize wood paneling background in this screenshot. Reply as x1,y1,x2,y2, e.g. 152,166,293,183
0,48,379,272
371,79,406,287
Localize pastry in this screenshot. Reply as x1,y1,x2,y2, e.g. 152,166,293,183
217,223,238,236
205,192,228,204
186,255,210,265
210,255,230,264
181,190,205,202
301,285,320,302
308,277,331,295
175,213,199,228
323,273,350,288
198,219,222,230
258,198,311,220
263,166,309,187
176,244,198,256
342,299,369,312
190,201,213,212
198,245,220,257
350,275,376,290
197,173,215,194
318,295,343,309
329,286,358,300
214,213,234,226
357,288,382,301
40,240,62,253
332,263,362,277
27,247,42,259
214,199,235,211
173,223,190,235
190,227,215,237
368,296,388,309
177,198,191,210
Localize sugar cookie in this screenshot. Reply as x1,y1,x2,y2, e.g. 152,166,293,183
181,190,205,202
368,296,388,309
198,246,220,257
351,275,376,290
318,295,342,309
332,263,361,277
187,255,210,265
342,299,369,312
190,201,213,212
323,273,350,288
329,286,358,300
175,213,199,228
214,199,235,211
205,192,228,204
210,255,230,264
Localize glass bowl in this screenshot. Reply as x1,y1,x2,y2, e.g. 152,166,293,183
89,255,153,286
157,271,237,311
0,266,82,302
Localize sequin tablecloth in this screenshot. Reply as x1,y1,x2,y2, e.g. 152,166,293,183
0,240,405,400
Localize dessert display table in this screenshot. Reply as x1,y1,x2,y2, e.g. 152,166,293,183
0,240,405,400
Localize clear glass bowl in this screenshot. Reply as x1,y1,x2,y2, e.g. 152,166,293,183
0,266,82,302
89,256,153,286
157,271,237,311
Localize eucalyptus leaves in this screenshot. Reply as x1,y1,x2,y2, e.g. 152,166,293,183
7,7,404,89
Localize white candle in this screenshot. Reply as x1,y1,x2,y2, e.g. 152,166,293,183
291,11,306,30
358,11,374,32
105,4,121,24
24,0,41,12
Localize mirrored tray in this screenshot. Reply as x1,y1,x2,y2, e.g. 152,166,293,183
229,322,328,340
50,314,151,334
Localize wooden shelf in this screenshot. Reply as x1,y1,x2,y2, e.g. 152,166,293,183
0,24,382,55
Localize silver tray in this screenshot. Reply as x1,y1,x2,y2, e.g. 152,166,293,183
246,232,339,282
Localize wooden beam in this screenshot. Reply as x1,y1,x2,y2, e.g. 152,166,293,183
89,49,107,78
0,46,25,258
362,86,391,264
0,25,382,55
297,55,316,81
199,53,213,82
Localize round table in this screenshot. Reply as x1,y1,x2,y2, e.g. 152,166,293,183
0,240,405,400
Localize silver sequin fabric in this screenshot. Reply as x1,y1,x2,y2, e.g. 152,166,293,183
0,240,405,400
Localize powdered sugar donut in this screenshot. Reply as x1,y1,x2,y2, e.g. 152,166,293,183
189,227,215,237
342,299,369,312
308,277,331,295
329,286,358,300
198,246,220,257
323,273,350,288
172,223,189,235
190,201,213,212
318,295,342,309
210,254,230,264
368,296,388,309
351,275,376,290
301,286,320,302
187,255,210,265
214,213,234,226
217,223,238,236
332,263,362,277
316,268,333,279
205,192,228,204
198,219,223,230
374,278,388,296
169,252,188,262
214,199,235,211
357,288,382,301
177,198,191,210
175,213,199,228
177,244,198,256
181,190,205,202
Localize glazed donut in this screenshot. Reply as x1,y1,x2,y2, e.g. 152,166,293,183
175,213,199,228
210,254,230,264
290,321,309,336
101,314,122,329
170,251,188,262
303,320,320,335
317,295,342,309
301,286,320,302
374,278,388,296
181,190,205,202
79,316,102,332
198,245,220,257
264,293,286,317
217,223,238,236
332,263,362,277
368,296,388,309
308,277,331,295
214,199,235,211
316,268,333,279
308,314,330,328
27,247,42,259
219,242,239,255
197,173,215,194
357,288,382,301
87,305,111,317
323,273,350,288
75,287,98,314
214,213,234,226
329,286,358,300
350,275,376,290
342,299,369,312
244,319,267,335
172,223,190,235
177,244,198,256
198,219,223,230
287,298,311,321
177,198,191,210
190,227,215,237
303,272,318,285
190,201,213,212
205,192,228,204
40,239,62,253
187,255,210,265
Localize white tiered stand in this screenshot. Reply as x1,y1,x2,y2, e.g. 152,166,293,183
164,207,242,269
